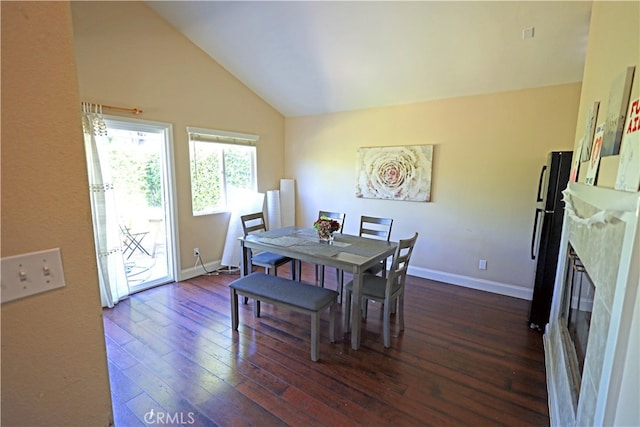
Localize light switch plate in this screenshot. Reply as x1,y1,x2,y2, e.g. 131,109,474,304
1,248,66,303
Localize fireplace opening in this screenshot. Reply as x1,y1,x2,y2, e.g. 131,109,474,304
559,245,595,405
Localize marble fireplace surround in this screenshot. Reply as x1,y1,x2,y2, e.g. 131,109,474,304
544,183,639,426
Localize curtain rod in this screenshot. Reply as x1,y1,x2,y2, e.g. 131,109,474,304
82,102,143,115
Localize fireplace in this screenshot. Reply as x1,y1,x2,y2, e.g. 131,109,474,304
543,183,639,426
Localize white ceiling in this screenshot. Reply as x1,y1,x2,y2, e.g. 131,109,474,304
147,1,593,117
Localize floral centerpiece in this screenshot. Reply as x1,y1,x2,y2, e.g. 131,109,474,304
313,216,341,241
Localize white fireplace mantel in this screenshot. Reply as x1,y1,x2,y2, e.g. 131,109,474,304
544,182,640,426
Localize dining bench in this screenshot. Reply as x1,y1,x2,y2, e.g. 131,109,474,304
229,272,338,361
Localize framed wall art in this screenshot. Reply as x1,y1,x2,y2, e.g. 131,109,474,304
585,123,605,185
601,65,635,157
580,101,600,162
615,97,640,192
570,135,584,182
355,144,433,202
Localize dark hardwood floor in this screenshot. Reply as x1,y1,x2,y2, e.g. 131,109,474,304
103,263,549,426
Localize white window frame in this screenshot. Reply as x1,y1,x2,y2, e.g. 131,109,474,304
188,127,258,216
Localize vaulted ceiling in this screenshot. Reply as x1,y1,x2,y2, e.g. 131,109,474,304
147,1,592,117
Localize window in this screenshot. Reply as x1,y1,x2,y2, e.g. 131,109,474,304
188,127,258,216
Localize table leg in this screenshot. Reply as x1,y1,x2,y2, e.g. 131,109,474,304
350,266,362,350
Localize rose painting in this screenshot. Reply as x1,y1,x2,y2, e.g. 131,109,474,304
356,145,433,202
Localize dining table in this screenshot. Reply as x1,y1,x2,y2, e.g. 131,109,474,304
239,227,398,350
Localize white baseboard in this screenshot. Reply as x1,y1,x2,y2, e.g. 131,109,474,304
180,262,532,300
180,260,222,281
408,266,533,300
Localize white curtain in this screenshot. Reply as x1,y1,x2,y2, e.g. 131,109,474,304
82,103,129,307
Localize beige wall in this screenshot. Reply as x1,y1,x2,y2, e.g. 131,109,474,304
1,2,112,426
71,1,285,271
573,1,639,187
286,83,581,295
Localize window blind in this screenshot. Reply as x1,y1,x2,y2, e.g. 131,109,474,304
187,126,259,147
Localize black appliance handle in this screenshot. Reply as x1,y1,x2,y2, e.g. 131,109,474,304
536,165,547,202
531,208,543,260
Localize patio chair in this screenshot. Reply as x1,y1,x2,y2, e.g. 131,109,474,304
120,225,150,259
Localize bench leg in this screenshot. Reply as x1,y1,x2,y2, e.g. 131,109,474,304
230,288,239,331
253,299,261,318
311,312,320,362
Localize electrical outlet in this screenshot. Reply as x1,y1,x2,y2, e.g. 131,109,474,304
193,248,200,257
479,259,487,270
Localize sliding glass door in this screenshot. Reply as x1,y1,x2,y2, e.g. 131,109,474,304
103,117,178,293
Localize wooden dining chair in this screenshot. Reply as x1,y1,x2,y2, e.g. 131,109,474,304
359,215,394,275
315,210,346,288
343,232,418,348
318,210,346,232
333,215,394,303
240,212,297,280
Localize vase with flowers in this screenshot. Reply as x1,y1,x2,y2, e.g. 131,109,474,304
313,216,340,243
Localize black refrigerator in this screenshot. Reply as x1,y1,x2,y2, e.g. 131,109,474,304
528,151,573,331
